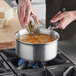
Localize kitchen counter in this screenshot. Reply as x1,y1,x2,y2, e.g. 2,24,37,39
0,0,21,49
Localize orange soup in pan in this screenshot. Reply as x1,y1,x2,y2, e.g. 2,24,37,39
18,33,56,44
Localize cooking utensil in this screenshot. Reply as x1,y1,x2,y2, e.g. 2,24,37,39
14,8,66,62
15,26,59,62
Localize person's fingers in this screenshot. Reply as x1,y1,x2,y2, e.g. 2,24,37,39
17,4,27,28
56,11,61,16
22,4,26,19
54,17,72,29
21,4,26,28
50,11,61,23
17,6,21,21
51,11,61,21
54,18,64,29
31,12,39,24
17,6,23,27
51,12,67,23
24,6,31,25
20,6,24,27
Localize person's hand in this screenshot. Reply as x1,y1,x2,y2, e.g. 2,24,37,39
50,11,76,29
17,0,39,28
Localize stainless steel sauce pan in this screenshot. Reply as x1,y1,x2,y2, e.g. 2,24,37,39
15,27,59,62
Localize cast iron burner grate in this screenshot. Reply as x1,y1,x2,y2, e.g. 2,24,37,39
0,49,71,71
0,55,15,76
15,64,76,76
4,54,70,70
63,66,76,76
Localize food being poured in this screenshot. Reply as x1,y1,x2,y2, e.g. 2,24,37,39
27,20,36,32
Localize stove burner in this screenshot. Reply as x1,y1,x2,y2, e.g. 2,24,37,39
28,62,39,69
18,59,46,69
18,59,24,66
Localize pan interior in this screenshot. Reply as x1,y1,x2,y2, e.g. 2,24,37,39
15,28,59,44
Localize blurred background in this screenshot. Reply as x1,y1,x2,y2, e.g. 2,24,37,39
5,0,46,27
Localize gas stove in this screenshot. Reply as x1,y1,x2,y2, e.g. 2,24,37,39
0,41,76,76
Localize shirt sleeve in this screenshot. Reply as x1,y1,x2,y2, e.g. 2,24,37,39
16,0,31,4
16,0,18,4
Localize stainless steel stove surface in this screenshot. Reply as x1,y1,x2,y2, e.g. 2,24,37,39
0,41,76,76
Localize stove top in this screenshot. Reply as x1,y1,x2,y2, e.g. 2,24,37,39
0,41,76,76
0,54,15,76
